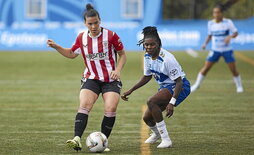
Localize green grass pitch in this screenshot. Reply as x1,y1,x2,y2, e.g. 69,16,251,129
0,51,253,155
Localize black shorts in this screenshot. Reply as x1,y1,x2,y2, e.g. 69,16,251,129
80,78,122,95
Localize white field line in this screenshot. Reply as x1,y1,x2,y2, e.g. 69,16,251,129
185,48,198,58
235,52,254,66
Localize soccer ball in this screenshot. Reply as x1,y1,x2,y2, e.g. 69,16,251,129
86,132,108,153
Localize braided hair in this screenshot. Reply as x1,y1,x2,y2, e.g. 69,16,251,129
84,4,101,21
138,26,162,49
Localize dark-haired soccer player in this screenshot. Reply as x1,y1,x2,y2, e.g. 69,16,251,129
121,26,190,148
191,4,243,93
47,4,126,152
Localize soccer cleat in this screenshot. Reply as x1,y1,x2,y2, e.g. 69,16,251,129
157,139,172,148
104,148,110,152
145,133,161,144
66,136,82,151
236,87,244,93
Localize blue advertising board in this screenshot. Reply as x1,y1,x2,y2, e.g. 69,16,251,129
0,0,253,51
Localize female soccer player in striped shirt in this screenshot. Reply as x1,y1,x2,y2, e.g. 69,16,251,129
47,4,126,152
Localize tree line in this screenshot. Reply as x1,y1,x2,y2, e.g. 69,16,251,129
163,0,254,19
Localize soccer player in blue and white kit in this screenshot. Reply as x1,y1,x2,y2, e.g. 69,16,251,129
191,4,243,93
121,26,190,148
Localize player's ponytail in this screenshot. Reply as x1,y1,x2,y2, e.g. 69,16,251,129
86,3,94,11
138,26,162,49
84,4,101,21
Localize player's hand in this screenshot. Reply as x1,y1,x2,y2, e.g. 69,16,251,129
121,90,132,101
201,44,206,50
47,39,58,49
165,104,174,118
224,36,231,44
110,70,120,81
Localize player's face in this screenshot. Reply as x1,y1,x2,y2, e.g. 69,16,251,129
144,38,160,58
213,8,223,21
85,16,101,37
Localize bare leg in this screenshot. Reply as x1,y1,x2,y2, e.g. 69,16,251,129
145,88,173,148
227,62,239,76
66,89,98,151
146,89,171,123
191,61,215,92
75,89,99,137
200,61,216,76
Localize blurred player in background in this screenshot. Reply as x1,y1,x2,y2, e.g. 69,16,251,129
121,26,190,148
191,4,243,93
47,4,126,152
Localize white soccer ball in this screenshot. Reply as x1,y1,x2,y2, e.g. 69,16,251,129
86,131,108,153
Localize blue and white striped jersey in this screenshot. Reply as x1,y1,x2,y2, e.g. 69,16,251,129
144,48,186,87
208,18,237,52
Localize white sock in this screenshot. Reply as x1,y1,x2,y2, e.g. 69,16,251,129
194,72,205,86
156,120,170,140
233,75,243,89
150,125,159,135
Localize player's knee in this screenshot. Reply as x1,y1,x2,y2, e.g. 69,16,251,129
104,107,117,113
104,104,118,113
147,97,156,110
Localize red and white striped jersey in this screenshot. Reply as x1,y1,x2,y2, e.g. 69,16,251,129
71,28,124,82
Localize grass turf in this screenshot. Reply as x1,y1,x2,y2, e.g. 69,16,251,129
0,51,253,155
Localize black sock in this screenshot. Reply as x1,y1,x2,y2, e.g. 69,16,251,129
74,113,88,137
101,116,116,138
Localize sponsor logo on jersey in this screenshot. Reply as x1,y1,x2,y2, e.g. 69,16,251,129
159,52,165,58
86,52,108,61
170,69,178,76
103,41,108,47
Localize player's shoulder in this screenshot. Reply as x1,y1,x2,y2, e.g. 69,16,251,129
222,18,234,24
223,18,232,22
102,27,116,35
144,52,151,58
160,48,176,61
208,19,215,25
77,31,85,37
160,48,174,57
75,31,86,42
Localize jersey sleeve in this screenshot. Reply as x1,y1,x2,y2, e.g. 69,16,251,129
164,57,182,81
143,54,152,76
207,21,212,35
71,33,83,55
112,32,124,51
228,19,237,33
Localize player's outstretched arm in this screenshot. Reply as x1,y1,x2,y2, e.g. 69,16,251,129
166,77,183,118
224,31,238,44
110,50,127,80
121,75,152,101
47,39,78,59
201,35,212,50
